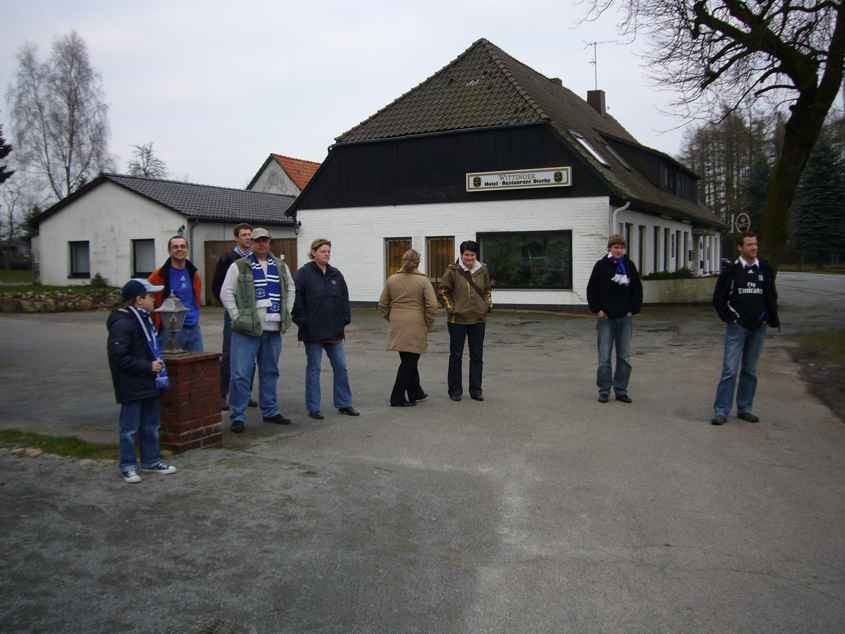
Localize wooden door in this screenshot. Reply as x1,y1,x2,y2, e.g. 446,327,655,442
204,241,232,306
204,239,298,306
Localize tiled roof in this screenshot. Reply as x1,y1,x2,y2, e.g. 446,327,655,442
40,174,296,225
271,154,321,190
335,38,722,227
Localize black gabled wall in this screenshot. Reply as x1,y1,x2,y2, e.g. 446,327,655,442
295,124,611,210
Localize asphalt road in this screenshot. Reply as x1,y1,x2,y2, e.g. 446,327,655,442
1,272,844,632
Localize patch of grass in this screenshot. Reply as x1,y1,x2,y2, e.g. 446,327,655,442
0,429,117,460
798,331,845,363
0,269,33,284
778,265,845,275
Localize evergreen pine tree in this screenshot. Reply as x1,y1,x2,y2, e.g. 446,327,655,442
0,125,13,185
792,136,845,265
745,157,770,235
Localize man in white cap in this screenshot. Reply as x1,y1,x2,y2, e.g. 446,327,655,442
220,227,296,433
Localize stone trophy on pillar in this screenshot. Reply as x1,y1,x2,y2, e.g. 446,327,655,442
155,294,223,452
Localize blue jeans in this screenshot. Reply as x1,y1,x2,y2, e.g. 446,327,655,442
118,397,161,471
596,316,632,397
229,330,281,423
305,342,353,413
159,324,203,352
221,312,254,398
713,323,766,417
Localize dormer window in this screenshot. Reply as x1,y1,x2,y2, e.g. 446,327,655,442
603,143,632,171
570,131,609,167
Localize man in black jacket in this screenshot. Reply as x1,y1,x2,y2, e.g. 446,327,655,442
587,234,643,403
711,231,780,426
211,223,254,404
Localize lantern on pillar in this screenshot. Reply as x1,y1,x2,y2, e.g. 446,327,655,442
155,293,189,355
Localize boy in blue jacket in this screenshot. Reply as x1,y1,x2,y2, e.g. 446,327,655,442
107,279,177,483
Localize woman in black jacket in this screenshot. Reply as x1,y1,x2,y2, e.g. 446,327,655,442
292,239,359,420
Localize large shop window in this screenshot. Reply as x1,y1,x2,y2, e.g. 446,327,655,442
384,237,412,279
132,239,155,277
479,230,573,290
69,241,90,278
426,236,454,281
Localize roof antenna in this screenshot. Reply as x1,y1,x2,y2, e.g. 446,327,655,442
584,40,615,91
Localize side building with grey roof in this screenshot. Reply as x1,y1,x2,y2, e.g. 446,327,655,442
34,174,298,304
289,38,725,307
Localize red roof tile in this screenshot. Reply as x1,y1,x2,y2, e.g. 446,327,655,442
271,154,321,190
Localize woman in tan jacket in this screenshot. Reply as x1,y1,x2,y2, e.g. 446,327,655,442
378,249,439,407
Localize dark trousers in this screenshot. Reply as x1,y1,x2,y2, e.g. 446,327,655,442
448,322,485,397
391,352,424,405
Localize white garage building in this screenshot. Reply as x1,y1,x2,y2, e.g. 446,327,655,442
34,174,297,304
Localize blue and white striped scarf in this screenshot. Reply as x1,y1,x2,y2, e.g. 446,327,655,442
249,253,281,317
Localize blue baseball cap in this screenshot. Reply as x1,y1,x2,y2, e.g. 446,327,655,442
121,279,164,301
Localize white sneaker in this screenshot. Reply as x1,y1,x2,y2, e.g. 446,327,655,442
121,469,142,483
141,462,176,475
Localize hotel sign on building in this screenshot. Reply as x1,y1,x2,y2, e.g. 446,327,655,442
466,166,572,192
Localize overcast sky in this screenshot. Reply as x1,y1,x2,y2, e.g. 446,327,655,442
3,1,723,190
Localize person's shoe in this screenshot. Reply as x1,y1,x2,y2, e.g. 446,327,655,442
338,406,360,416
230,420,245,433
711,415,727,426
597,394,609,403
616,394,633,404
449,393,462,402
737,412,760,423
248,399,258,408
121,469,142,484
470,393,484,402
264,413,292,425
390,401,416,407
308,411,324,420
413,393,429,402
142,462,177,475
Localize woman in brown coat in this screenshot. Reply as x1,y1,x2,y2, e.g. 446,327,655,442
378,249,439,407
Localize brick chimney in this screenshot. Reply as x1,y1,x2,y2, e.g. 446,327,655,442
587,90,606,115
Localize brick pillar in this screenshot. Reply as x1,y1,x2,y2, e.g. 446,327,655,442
159,352,223,452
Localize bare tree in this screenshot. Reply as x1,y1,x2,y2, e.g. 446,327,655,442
584,0,845,264
127,142,168,178
7,31,111,202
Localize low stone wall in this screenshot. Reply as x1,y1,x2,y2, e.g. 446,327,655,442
642,276,716,304
0,290,122,313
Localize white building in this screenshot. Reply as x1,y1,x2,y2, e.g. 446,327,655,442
288,38,724,307
35,174,297,304
246,153,321,196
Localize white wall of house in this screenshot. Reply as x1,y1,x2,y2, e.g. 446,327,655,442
296,196,612,305
612,208,717,276
38,182,185,288
248,161,300,196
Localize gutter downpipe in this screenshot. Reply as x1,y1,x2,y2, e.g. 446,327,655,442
610,201,630,236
